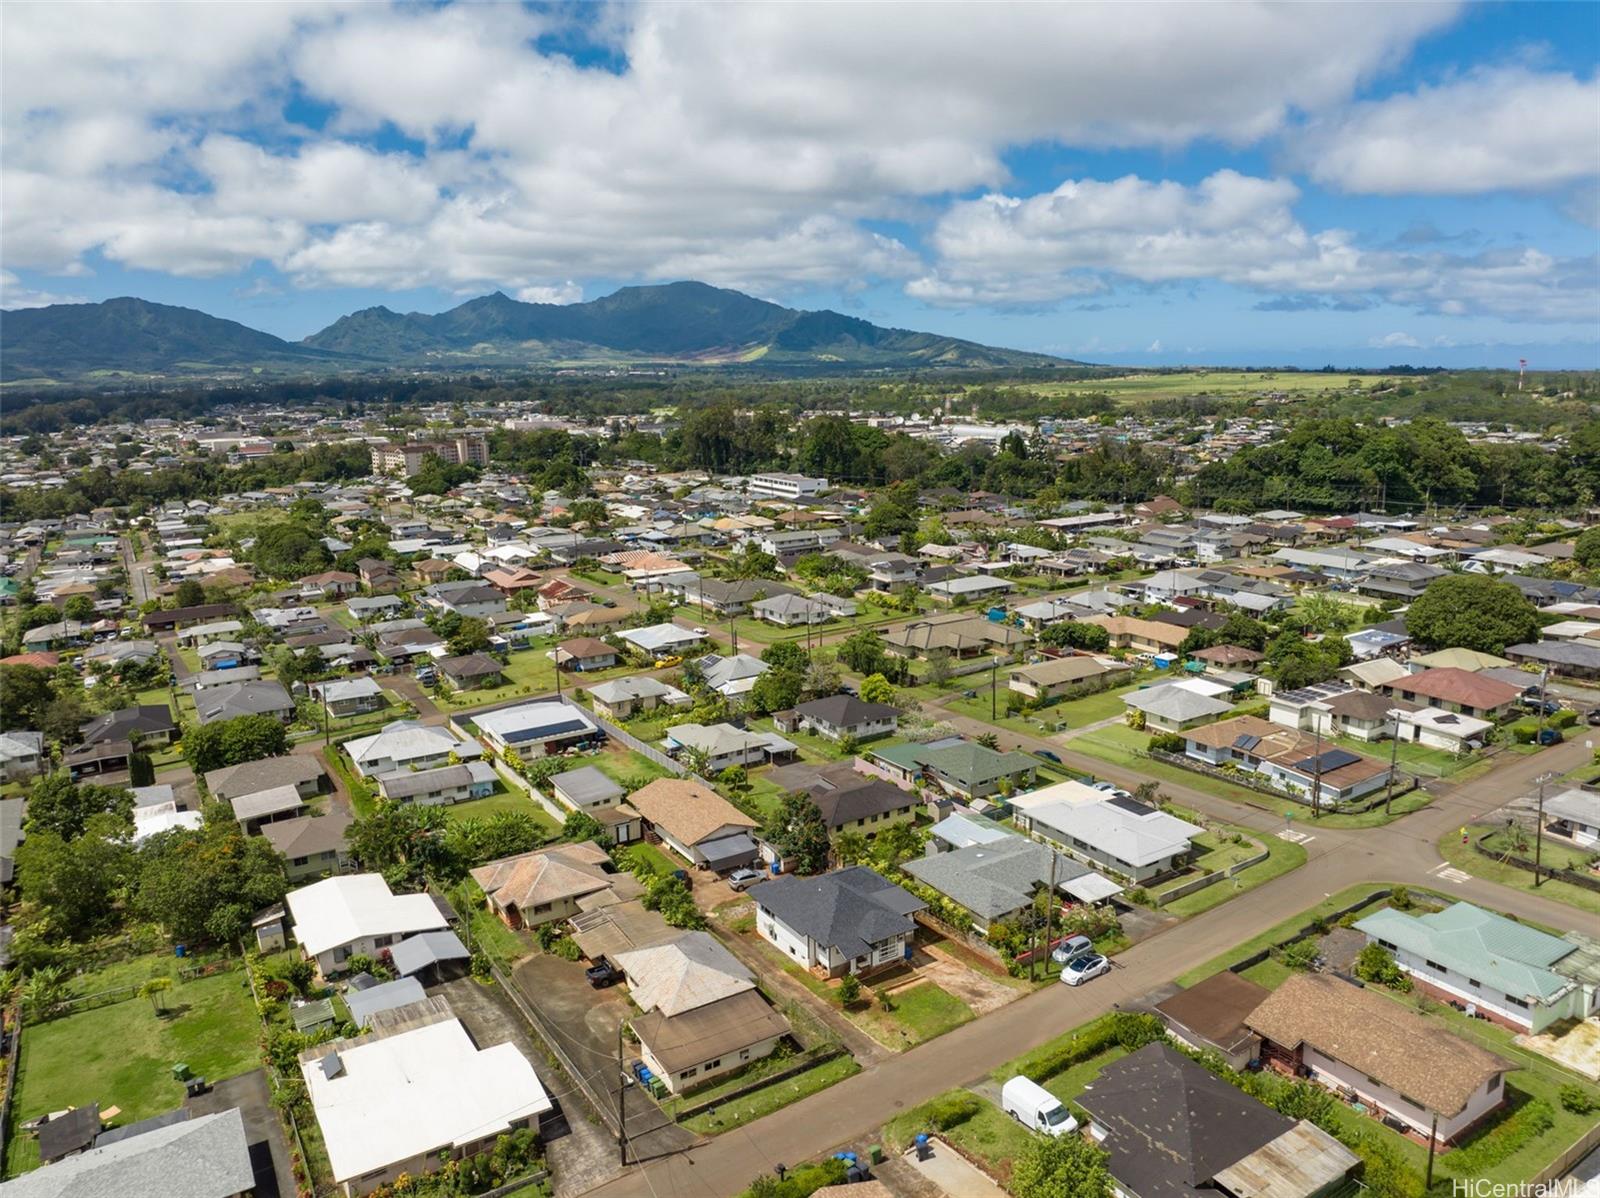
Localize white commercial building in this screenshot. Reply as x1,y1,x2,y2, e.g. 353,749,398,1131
747,472,827,500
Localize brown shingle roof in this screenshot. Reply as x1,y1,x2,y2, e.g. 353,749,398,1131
626,778,757,847
1392,667,1520,710
630,989,789,1073
471,841,616,912
1155,971,1270,1056
1245,974,1509,1116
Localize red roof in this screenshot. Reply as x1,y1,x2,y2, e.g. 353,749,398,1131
0,651,59,669
1394,667,1520,709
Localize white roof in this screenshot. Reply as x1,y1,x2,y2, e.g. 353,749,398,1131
473,700,598,743
315,677,384,702
1028,798,1202,867
618,623,705,652
343,721,476,771
286,874,448,958
1398,707,1493,737
133,801,204,843
1008,778,1108,813
231,784,306,821
302,1017,551,1184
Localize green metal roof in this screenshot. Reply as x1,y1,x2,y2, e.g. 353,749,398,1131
868,739,1036,787
1355,902,1577,1003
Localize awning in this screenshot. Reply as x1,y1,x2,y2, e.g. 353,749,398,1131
1064,874,1124,904
698,832,759,870
390,929,469,976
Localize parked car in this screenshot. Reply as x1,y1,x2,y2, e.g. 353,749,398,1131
653,654,683,669
1060,954,1111,986
1537,727,1564,746
691,626,709,636
962,689,978,699
1586,709,1600,727
1001,1076,1079,1136
1521,697,1562,716
727,867,764,891
585,958,620,988
1034,749,1063,765
1049,934,1095,965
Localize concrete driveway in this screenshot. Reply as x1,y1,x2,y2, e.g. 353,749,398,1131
509,955,695,1165
185,1069,291,1198
429,976,624,1196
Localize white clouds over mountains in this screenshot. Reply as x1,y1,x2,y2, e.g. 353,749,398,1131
1,1,1595,324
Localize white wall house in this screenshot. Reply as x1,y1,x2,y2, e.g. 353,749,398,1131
748,867,924,979
286,874,450,976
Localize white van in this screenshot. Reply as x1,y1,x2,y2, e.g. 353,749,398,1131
1000,1076,1079,1136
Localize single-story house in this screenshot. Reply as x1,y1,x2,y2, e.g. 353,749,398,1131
695,652,769,700
64,738,132,780
13,1108,255,1198
437,653,505,692
664,722,796,772
343,721,481,777
1355,901,1600,1033
206,754,325,802
472,840,625,929
923,575,1015,604
299,1010,552,1196
344,976,428,1029
585,675,691,721
806,776,922,840
1123,682,1234,732
863,737,1036,801
1182,715,1394,809
311,677,386,718
626,778,760,871
783,694,899,743
191,665,264,693
79,704,177,747
904,836,1119,934
230,784,306,834
1247,973,1511,1146
1543,788,1600,848
884,615,1028,659
1008,655,1132,704
261,812,355,883
1505,640,1600,680
0,730,45,783
473,701,601,758
1154,970,1272,1071
1084,614,1188,655
285,873,450,976
195,680,296,725
617,623,707,660
551,637,619,672
751,592,836,626
1079,1042,1358,1198
749,866,923,979
1396,706,1493,753
550,765,625,812
1016,795,1201,883
375,761,496,806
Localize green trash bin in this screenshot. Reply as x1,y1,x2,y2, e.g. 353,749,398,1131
869,1145,883,1165
171,1062,191,1081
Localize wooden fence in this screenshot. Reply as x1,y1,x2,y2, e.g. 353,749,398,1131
1473,832,1600,894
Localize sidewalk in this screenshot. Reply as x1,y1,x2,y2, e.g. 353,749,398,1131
900,1141,1008,1198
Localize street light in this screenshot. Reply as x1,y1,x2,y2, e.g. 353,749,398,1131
1533,769,1559,887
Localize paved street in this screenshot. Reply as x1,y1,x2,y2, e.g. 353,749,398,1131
580,735,1599,1198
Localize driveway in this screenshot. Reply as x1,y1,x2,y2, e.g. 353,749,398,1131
185,1069,292,1198
430,976,624,1196
509,955,695,1164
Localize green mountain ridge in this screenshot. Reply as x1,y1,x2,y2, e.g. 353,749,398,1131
2,281,1069,380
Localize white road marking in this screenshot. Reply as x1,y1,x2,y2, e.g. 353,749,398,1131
1276,829,1315,844
1430,863,1472,884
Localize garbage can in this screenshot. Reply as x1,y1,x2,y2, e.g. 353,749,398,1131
171,1062,191,1081
869,1145,883,1165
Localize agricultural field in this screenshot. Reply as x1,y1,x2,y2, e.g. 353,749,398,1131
987,371,1403,402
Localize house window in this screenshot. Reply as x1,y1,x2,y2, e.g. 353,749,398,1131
682,1067,697,1079
705,1059,721,1070
1424,959,1446,972
1508,996,1529,1009
1378,939,1397,951
1488,1075,1502,1092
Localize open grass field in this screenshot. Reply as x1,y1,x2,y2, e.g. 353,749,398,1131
442,786,564,837
6,968,258,1175
994,371,1403,402
855,981,975,1049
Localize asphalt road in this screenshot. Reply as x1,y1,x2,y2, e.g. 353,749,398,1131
580,736,1599,1198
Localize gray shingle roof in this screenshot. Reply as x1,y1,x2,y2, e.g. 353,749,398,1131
749,866,924,959
5,1108,254,1198
904,838,1090,921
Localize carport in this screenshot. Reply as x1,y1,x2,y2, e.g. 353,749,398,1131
698,831,759,872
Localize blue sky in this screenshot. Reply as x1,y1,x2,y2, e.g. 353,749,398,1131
3,2,1596,368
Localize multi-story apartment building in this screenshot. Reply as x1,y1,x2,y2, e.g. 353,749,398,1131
370,432,490,476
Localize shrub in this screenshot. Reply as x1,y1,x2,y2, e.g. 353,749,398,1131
1559,1083,1599,1115
1279,939,1320,970
1353,943,1411,991
1388,885,1414,910
1443,1095,1553,1174
837,974,861,1006
1147,732,1185,753
1019,1015,1125,1082
1109,1011,1164,1050
921,1090,983,1131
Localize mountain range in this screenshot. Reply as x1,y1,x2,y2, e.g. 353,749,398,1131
1,281,1066,380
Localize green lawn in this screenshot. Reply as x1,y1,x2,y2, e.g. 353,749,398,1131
6,971,258,1175
618,841,680,878
1069,724,1432,829
555,745,672,790
678,1054,861,1135
1154,825,1307,920
742,773,790,821
748,719,862,763
432,650,559,710
856,982,975,1049
1437,829,1600,917
938,691,1056,740
1042,1044,1131,1106
443,788,563,837
883,1091,1034,1188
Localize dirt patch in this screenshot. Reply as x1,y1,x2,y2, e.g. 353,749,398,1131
1317,927,1367,974
889,945,1020,1017
1516,1017,1600,1081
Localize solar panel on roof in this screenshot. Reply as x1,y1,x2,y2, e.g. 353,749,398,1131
1233,734,1261,751
1294,748,1362,772
1106,795,1151,815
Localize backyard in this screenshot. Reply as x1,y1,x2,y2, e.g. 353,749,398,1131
442,786,564,838
670,1053,861,1135
5,963,259,1175
883,1090,1035,1188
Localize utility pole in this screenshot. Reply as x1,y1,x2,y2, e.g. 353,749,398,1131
1043,850,1059,968
1310,718,1324,819
991,654,998,720
1384,707,1401,816
616,1022,628,1166
1533,666,1551,885
1424,1115,1439,1191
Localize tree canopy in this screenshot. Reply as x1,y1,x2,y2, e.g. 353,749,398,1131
1404,574,1541,654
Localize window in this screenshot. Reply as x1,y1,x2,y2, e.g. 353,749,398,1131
705,1059,721,1070
1424,959,1446,972
682,1067,697,1079
1508,995,1529,1009
1378,939,1397,951
1488,1075,1502,1093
